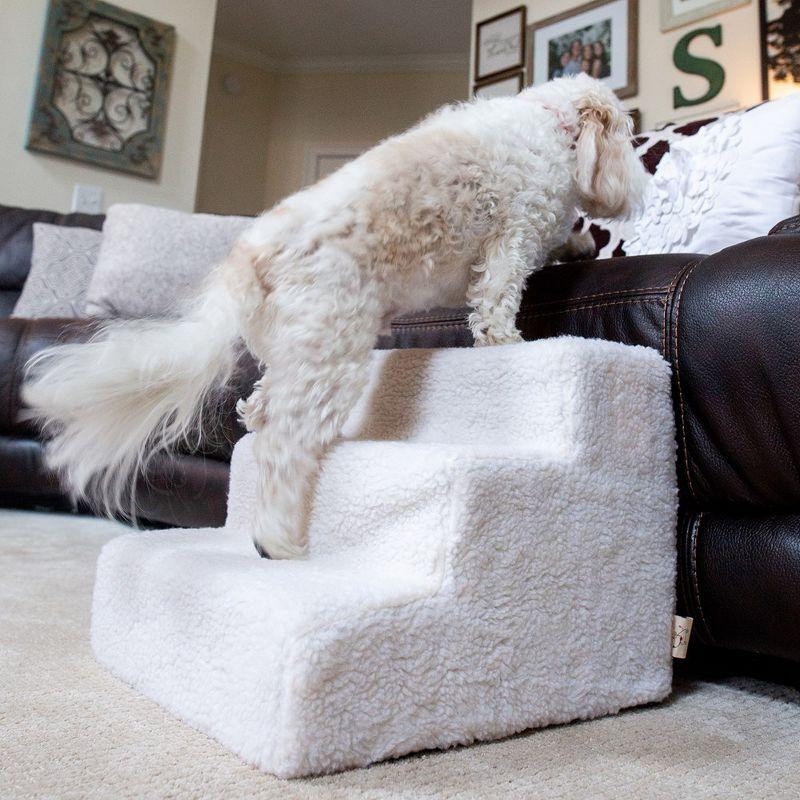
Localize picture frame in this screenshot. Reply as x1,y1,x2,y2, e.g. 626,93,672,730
303,143,367,186
474,71,525,99
527,0,638,99
660,0,750,32
26,0,175,179
760,0,800,100
475,6,527,83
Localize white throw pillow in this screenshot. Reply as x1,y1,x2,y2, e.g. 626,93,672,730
84,204,252,318
12,223,102,319
579,93,800,258
627,94,800,255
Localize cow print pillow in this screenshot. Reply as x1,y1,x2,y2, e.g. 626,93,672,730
576,115,722,259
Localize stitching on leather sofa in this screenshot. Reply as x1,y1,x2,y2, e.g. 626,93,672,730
769,216,800,234
662,265,686,359
530,285,670,307
521,297,665,319
690,512,714,645
673,260,701,502
392,313,468,325
391,287,672,326
390,322,473,332
6,320,24,432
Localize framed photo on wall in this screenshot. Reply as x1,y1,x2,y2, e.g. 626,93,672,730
303,143,367,186
660,0,750,32
527,0,638,99
474,71,524,99
475,6,527,82
26,0,175,179
629,107,642,133
760,0,800,100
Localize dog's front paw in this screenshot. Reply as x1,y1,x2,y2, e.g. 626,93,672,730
236,394,269,432
473,327,523,347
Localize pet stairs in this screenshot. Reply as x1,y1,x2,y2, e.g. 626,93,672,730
91,337,678,778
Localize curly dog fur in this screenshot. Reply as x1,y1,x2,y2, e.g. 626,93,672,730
22,74,646,559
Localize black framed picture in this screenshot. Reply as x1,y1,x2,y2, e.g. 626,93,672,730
26,0,175,179
474,71,525,99
761,0,800,100
629,107,642,133
475,6,527,83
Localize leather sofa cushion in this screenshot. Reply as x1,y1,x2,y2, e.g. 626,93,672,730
678,511,800,662
0,317,99,436
672,234,800,510
0,433,228,528
2,315,256,458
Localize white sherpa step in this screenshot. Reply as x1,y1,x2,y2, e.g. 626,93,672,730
91,337,678,778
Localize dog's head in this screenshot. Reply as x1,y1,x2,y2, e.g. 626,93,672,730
529,74,647,219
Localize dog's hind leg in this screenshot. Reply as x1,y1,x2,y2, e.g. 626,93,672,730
467,231,534,346
242,252,384,559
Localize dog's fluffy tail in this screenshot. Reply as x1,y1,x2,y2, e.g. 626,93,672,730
22,267,241,517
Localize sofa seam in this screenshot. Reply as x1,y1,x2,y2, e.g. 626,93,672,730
525,285,669,307
7,322,26,431
392,295,667,330
771,219,800,233
392,290,668,329
672,260,701,502
661,264,686,360
390,322,473,333
521,296,665,320
392,314,468,325
690,511,713,645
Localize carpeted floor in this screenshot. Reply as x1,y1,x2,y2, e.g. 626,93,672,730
2,509,799,799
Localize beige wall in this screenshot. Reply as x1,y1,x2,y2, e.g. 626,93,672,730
196,59,467,214
196,55,276,216
471,0,762,129
263,70,467,208
0,0,217,213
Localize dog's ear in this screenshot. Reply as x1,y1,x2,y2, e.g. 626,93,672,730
574,94,645,219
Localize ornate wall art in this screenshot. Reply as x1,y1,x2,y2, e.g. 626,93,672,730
761,0,800,99
27,0,175,179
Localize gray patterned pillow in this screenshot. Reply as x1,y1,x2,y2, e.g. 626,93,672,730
84,203,252,319
12,223,102,319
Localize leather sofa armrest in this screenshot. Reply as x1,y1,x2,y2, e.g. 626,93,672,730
768,215,800,235
0,316,99,436
670,232,800,509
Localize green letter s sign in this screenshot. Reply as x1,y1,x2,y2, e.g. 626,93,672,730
672,25,725,108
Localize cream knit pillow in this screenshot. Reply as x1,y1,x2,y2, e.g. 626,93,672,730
84,204,251,318
12,223,102,319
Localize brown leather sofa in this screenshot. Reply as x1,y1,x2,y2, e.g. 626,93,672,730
2,202,799,670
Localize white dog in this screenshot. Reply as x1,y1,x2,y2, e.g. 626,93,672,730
23,74,646,559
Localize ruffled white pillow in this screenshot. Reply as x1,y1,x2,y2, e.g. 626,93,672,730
580,93,800,258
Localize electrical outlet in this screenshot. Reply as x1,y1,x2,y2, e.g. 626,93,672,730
71,184,103,214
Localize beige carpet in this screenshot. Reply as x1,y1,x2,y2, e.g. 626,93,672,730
2,510,799,800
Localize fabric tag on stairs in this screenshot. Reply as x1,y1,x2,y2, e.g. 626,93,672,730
672,615,693,659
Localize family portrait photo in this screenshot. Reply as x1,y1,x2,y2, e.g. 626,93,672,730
528,0,638,98
548,21,612,80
